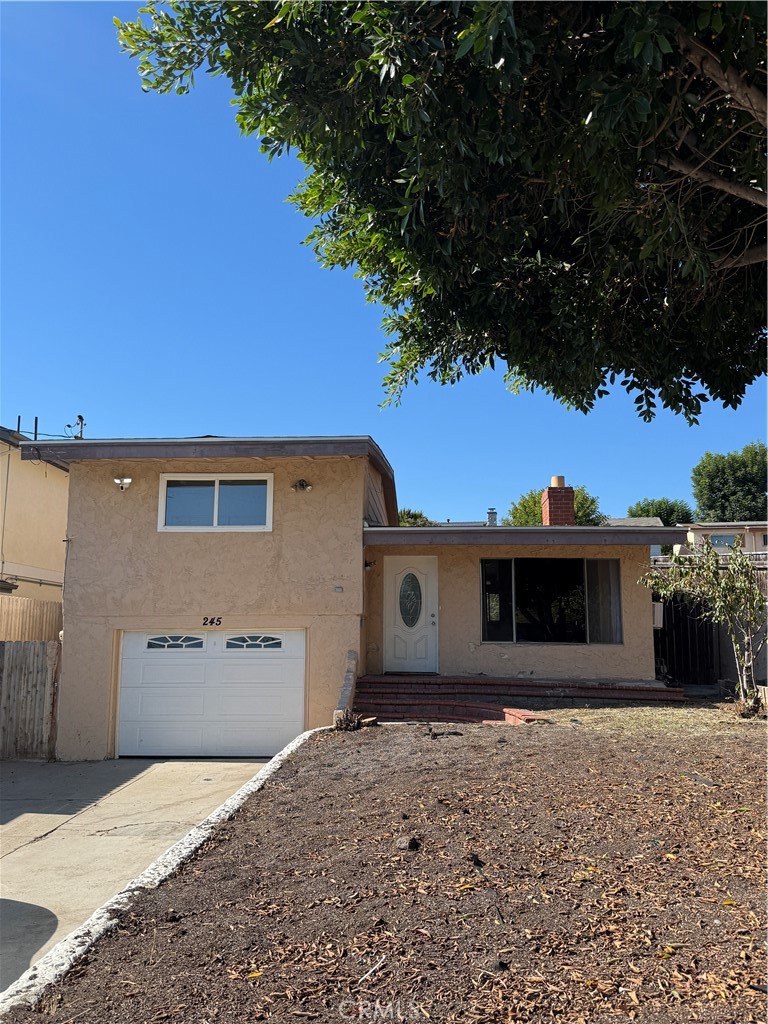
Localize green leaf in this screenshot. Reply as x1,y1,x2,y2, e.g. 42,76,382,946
656,34,672,54
456,32,476,59
401,74,416,86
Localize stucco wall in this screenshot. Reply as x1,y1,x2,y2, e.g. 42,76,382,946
59,457,367,759
0,445,68,600
363,544,655,680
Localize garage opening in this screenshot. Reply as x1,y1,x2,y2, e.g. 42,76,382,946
118,630,305,756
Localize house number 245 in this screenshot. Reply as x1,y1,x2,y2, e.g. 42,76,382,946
202,616,222,626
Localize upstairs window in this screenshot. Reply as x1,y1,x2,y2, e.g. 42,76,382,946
158,474,272,531
482,558,622,644
709,534,737,549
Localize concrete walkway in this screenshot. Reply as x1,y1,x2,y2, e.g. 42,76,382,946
0,758,265,992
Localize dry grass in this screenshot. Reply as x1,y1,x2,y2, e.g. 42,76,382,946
530,700,768,737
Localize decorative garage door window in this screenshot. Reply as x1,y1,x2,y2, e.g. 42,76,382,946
226,634,283,650
399,573,422,628
146,634,205,649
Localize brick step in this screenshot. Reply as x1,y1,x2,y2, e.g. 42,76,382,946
358,675,684,700
352,700,549,724
354,684,684,700
355,684,685,704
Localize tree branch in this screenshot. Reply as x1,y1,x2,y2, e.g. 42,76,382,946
677,28,767,125
657,153,767,208
715,244,767,271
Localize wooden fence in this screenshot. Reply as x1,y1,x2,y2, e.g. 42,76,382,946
0,641,60,759
0,595,62,641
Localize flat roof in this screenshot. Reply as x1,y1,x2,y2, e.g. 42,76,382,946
20,435,394,514
3,427,69,472
19,434,393,473
686,521,767,529
364,525,687,546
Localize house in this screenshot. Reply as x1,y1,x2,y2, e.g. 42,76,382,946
675,522,768,557
0,426,69,600
21,437,685,761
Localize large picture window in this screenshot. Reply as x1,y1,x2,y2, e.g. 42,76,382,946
481,558,622,644
158,474,273,531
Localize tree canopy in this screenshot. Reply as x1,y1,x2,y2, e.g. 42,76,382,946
502,485,604,526
119,1,766,422
626,496,694,525
691,440,767,521
398,507,437,527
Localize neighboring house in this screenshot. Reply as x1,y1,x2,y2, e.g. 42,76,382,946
21,439,684,760
0,426,69,600
675,521,768,557
606,516,665,557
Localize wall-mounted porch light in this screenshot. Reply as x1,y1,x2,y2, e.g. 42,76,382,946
113,477,133,491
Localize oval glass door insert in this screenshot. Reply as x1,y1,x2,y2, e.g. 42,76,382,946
399,573,422,628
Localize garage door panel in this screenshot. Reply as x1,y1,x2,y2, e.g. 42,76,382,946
118,630,305,757
138,691,206,718
119,723,206,757
214,690,304,718
218,660,302,684
120,662,208,687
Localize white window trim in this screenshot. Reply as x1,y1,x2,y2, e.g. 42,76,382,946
158,473,273,532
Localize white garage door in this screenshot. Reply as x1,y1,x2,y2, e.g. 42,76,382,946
118,630,305,757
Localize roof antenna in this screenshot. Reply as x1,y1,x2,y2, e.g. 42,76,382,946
66,414,86,440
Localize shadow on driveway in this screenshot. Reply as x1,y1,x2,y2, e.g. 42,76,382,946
0,899,58,991
1,759,188,826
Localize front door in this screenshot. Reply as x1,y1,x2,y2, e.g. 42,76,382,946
383,556,438,673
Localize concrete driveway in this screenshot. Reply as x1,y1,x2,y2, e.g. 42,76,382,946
0,758,266,992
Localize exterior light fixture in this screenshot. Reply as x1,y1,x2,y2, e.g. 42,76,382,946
114,477,133,491
291,479,312,492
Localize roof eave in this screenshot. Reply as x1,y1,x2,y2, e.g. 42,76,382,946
364,526,687,546
19,436,394,517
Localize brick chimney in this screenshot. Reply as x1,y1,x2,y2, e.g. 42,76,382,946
487,507,497,527
541,475,576,526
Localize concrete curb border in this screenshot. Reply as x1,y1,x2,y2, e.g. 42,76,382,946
0,727,327,1016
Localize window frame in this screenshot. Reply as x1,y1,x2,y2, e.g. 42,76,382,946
158,473,273,532
479,557,624,645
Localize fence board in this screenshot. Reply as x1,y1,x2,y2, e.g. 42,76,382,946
0,641,60,758
0,596,62,642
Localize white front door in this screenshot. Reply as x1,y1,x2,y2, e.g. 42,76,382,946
383,556,438,672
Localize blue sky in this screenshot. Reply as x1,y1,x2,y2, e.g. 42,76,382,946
2,2,765,521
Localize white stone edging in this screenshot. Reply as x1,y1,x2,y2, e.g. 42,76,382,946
0,727,327,1016
333,649,358,725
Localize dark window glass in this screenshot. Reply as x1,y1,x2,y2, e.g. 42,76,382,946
481,560,515,641
165,481,214,526
398,573,422,628
481,559,622,644
515,559,586,643
218,480,267,526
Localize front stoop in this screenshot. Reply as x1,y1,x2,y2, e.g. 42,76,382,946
354,675,685,722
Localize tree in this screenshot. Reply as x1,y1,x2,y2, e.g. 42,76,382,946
692,441,767,521
502,485,604,526
398,508,437,527
626,497,694,525
642,538,767,712
118,2,766,423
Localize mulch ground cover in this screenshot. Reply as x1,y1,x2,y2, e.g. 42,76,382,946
7,720,766,1024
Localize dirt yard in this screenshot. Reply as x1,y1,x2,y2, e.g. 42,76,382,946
6,707,766,1024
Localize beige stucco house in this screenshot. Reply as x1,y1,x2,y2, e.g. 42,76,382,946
22,436,685,761
1,426,68,600
674,522,768,556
